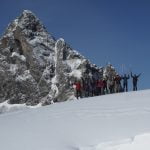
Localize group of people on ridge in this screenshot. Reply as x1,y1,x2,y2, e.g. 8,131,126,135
73,72,141,99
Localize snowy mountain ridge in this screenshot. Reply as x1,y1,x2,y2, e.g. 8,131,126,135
0,10,111,105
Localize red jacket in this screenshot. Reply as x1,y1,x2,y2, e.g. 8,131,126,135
74,82,82,90
97,80,104,88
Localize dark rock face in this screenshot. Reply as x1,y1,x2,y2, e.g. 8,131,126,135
0,10,116,105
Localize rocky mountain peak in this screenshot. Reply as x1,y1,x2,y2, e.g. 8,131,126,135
0,10,117,106
6,10,44,33
22,9,36,17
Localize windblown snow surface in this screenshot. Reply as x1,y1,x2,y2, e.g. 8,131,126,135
0,90,150,150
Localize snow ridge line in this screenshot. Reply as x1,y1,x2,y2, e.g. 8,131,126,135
79,133,150,150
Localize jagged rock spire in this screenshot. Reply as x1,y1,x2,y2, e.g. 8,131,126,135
0,10,116,105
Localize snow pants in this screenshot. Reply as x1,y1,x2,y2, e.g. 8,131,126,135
76,90,82,99
133,82,137,91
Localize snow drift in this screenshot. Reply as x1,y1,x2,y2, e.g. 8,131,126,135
0,101,41,114
0,90,150,150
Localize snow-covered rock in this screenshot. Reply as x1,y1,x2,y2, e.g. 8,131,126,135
0,10,116,105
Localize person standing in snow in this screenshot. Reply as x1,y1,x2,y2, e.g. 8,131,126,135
74,80,82,99
107,77,115,94
97,79,104,95
81,77,86,97
103,78,108,94
82,76,91,97
122,74,130,92
114,74,122,93
91,79,96,96
131,72,141,91
84,80,90,97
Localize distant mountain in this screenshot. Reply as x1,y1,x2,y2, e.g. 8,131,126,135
0,10,117,105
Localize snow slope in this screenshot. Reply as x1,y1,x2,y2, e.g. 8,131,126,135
0,90,150,150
